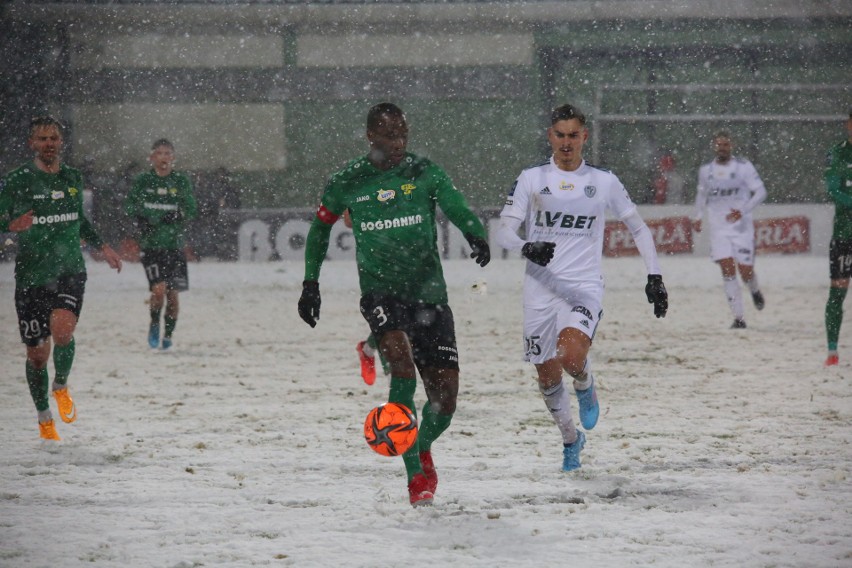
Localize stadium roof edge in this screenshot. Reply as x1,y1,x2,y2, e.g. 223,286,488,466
6,1,852,29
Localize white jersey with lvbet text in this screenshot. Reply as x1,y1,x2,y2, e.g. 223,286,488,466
500,157,639,304
693,156,767,238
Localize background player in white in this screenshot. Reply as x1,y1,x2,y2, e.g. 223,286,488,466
495,104,668,472
692,130,767,329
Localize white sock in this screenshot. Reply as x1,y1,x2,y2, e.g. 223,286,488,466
361,341,376,358
723,276,745,320
745,274,760,294
572,359,593,392
38,409,52,424
540,380,578,445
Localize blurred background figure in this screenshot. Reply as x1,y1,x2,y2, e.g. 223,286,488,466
653,153,686,205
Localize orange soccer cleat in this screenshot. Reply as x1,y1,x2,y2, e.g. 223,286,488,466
356,341,376,385
825,354,839,367
53,387,77,423
39,419,61,441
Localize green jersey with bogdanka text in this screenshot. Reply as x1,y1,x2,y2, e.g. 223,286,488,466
304,152,486,304
0,162,104,287
124,170,198,250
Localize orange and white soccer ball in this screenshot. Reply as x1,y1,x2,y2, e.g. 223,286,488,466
363,402,418,457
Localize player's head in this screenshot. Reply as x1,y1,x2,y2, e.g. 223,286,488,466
712,129,733,163
150,138,176,176
548,104,588,172
366,102,408,170
28,115,64,166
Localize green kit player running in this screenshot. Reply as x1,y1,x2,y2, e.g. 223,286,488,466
0,116,123,441
824,111,852,367
125,139,197,351
298,102,490,507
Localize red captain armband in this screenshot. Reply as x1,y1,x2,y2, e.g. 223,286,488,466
315,204,340,225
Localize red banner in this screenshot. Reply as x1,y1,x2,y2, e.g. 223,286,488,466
604,216,693,257
754,216,810,254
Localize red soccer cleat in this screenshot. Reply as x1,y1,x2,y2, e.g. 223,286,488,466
825,354,839,367
419,450,438,494
407,473,434,507
356,341,376,385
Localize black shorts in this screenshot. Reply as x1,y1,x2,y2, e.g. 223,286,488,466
141,249,189,291
360,292,459,371
14,272,87,346
829,238,852,279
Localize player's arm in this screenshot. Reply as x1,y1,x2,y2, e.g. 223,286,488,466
433,169,490,266
741,164,767,214
0,174,31,232
180,176,199,222
298,200,340,327
494,175,555,266
691,174,708,231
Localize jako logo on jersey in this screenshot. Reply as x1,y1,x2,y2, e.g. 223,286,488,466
356,195,370,202
559,182,574,191
540,187,552,195
534,210,597,229
377,189,396,202
51,190,64,200
360,214,423,232
32,212,78,225
584,185,597,198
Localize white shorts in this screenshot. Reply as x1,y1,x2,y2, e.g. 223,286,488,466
709,229,755,265
522,281,603,364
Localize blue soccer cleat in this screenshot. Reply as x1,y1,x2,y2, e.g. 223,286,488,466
161,337,173,351
562,431,586,472
575,376,599,430
148,323,160,349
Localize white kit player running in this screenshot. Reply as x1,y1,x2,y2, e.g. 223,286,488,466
495,103,668,472
692,130,767,329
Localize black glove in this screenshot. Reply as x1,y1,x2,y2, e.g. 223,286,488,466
521,241,556,267
645,274,668,318
298,280,321,328
464,233,491,267
161,211,183,224
134,216,153,237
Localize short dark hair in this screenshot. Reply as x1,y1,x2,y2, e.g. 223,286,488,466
713,129,732,141
29,115,64,135
151,138,174,151
551,104,586,126
367,102,405,130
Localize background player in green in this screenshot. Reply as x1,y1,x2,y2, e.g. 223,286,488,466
824,110,852,367
0,115,123,441
125,139,198,351
298,102,490,507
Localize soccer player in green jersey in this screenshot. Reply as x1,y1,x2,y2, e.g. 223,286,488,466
0,116,123,441
298,102,490,507
124,139,198,351
824,111,852,367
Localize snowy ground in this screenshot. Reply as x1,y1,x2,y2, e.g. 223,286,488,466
0,253,850,568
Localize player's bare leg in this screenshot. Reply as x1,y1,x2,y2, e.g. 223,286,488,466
738,263,764,311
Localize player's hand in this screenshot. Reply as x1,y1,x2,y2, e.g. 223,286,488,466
101,245,123,273
521,241,556,267
645,274,668,318
134,216,153,236
298,280,321,327
8,210,34,232
691,219,702,233
464,233,491,267
725,209,742,223
161,211,183,224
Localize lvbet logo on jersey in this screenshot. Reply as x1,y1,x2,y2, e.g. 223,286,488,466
533,210,597,230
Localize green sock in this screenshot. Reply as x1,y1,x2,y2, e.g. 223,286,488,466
389,376,421,481
26,361,50,412
150,308,161,326
826,287,847,351
417,401,453,452
53,337,75,386
367,334,378,350
164,315,177,339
